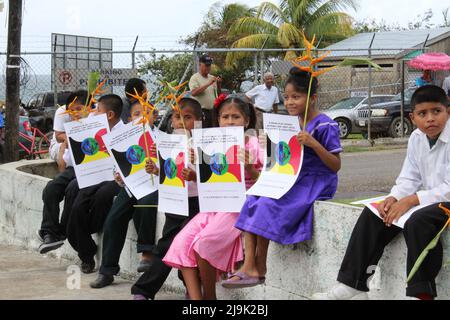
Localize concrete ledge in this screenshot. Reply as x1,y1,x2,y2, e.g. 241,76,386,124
0,160,448,300
341,137,409,148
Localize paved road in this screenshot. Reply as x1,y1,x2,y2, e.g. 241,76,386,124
0,245,181,300
335,148,407,200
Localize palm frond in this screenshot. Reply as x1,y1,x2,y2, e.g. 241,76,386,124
221,3,254,26
277,22,303,47
228,16,278,39
305,0,356,26
306,12,354,39
226,34,277,67
257,1,288,25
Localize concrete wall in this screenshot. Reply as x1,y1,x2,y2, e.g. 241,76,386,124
0,160,449,300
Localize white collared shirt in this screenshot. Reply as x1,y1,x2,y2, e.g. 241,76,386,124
246,84,280,112
390,119,450,206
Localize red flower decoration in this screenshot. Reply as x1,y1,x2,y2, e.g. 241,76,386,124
214,93,228,109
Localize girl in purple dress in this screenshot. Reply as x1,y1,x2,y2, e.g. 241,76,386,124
222,68,343,288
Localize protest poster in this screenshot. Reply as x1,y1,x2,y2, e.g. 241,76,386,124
104,122,158,200
247,114,304,199
193,127,246,212
351,196,426,229
64,114,113,189
157,131,189,216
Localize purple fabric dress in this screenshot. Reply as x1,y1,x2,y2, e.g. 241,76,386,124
235,114,342,244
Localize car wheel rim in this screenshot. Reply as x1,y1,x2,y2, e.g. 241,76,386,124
339,122,348,138
394,120,408,136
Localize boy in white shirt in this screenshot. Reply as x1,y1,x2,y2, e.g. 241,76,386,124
38,91,88,254
313,85,450,300
66,94,125,274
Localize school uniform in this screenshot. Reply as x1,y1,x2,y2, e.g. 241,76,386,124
99,187,159,276
40,149,75,239
131,164,200,300
338,120,450,297
66,120,125,263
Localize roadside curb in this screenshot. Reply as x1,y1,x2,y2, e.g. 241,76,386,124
341,137,409,148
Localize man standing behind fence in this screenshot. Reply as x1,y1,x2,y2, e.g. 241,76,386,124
245,72,280,130
443,74,450,103
189,54,221,127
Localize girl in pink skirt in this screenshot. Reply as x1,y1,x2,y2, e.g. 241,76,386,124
162,95,263,300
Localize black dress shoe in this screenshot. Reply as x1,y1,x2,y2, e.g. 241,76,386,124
38,234,64,254
81,259,96,274
90,274,114,289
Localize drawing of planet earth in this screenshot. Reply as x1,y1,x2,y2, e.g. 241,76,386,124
81,138,99,156
210,153,228,176
275,141,291,166
126,145,145,165
164,158,177,179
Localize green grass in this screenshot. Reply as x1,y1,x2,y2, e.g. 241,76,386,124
346,134,364,140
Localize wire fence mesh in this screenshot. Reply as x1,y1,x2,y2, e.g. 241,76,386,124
1,46,449,138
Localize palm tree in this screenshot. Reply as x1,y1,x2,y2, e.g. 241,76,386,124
226,0,357,64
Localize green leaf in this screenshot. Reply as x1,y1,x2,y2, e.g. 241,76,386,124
87,72,101,94
407,220,449,283
338,58,383,71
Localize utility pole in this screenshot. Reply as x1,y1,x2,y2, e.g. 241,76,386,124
5,0,23,163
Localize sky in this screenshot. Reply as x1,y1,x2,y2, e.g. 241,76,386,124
0,0,449,52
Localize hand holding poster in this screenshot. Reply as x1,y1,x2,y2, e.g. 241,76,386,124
157,131,189,217
351,196,427,229
64,114,114,189
247,114,304,199
192,127,246,212
104,123,158,200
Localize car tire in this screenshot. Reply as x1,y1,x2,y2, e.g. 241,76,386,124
45,119,53,133
335,118,351,139
389,117,412,138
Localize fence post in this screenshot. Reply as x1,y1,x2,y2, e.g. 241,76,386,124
400,59,405,138
254,52,258,85
53,35,58,109
367,33,375,145
131,35,139,70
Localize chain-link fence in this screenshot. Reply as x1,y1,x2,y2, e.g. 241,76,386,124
2,46,448,139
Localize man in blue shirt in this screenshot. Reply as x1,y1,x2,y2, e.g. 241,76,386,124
416,70,432,87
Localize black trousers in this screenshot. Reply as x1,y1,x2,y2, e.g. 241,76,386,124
338,203,448,297
99,188,158,276
40,167,76,238
131,197,200,299
66,181,121,263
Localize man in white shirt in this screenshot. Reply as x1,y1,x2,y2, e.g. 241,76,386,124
443,75,450,102
245,72,280,130
313,85,450,300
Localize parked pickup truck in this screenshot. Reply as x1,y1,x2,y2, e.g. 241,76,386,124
25,91,72,133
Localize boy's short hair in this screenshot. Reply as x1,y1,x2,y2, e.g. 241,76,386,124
98,94,123,119
178,97,203,120
411,85,448,111
66,90,89,109
125,78,146,98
